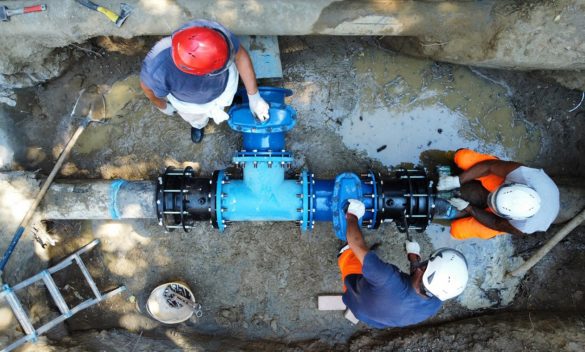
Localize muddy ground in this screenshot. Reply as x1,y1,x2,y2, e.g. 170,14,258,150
0,36,584,350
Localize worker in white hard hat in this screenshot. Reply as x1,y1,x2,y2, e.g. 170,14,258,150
438,148,560,240
337,199,468,328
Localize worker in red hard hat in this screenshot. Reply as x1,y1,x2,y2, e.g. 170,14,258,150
140,20,269,143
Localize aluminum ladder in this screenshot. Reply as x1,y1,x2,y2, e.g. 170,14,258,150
0,239,126,352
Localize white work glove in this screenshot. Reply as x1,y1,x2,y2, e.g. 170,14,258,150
346,199,365,220
405,241,421,257
448,197,470,211
437,175,461,191
248,92,270,122
158,101,176,116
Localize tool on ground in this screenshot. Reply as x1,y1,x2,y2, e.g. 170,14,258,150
75,0,132,27
0,239,126,352
167,292,203,318
0,87,106,274
507,207,585,278
0,4,47,22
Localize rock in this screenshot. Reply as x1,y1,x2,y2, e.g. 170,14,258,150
0,90,16,107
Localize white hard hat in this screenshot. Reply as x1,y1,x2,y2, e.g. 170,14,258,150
487,183,541,220
422,248,468,301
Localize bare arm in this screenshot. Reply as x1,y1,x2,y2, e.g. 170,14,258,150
465,205,526,236
234,47,259,95
459,160,522,184
140,81,167,109
346,215,369,263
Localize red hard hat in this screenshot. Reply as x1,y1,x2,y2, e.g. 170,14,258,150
171,26,229,76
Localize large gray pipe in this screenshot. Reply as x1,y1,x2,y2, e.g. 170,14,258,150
40,180,155,220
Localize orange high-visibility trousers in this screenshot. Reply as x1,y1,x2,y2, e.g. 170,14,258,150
450,149,505,240
338,249,363,292
451,215,505,240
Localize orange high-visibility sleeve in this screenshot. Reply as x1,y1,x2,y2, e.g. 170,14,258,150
338,249,363,292
454,149,504,192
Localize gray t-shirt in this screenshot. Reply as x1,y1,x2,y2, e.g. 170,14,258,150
506,166,559,233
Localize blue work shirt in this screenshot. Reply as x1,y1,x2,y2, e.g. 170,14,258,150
342,252,442,328
140,20,240,104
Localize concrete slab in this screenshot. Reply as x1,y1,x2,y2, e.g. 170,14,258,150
238,36,282,79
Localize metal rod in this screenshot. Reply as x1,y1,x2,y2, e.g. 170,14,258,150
0,119,91,272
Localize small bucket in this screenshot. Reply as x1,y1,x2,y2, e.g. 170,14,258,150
146,282,201,324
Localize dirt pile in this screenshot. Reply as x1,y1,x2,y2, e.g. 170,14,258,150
347,312,585,351
25,311,585,351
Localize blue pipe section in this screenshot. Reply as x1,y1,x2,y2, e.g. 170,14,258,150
216,87,385,239
313,180,334,221
222,165,302,221
218,88,301,227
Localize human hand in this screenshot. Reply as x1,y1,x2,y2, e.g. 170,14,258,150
346,199,365,220
405,241,421,256
448,197,470,211
248,92,270,122
437,175,461,191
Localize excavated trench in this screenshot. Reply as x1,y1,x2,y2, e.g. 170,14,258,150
0,32,585,351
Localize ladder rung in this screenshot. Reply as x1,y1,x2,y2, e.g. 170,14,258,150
3,335,35,352
68,286,127,317
69,297,101,317
2,285,35,336
41,271,70,317
47,258,75,274
11,269,53,292
35,313,68,336
48,239,101,274
73,254,102,300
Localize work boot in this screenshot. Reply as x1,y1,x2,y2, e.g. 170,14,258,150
191,127,204,143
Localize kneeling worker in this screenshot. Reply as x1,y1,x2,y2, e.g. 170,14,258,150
438,149,560,240
338,199,468,328
140,19,269,143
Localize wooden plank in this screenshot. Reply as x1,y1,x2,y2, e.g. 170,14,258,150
344,309,359,324
318,295,346,311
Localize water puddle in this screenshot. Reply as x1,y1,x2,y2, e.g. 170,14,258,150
76,75,142,155
339,48,541,166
